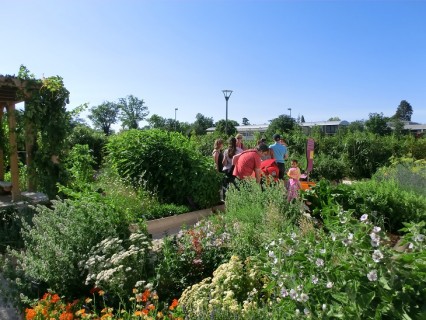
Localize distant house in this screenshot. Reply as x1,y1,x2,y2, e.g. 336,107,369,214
206,124,268,141
389,121,426,135
299,120,350,135
206,120,350,139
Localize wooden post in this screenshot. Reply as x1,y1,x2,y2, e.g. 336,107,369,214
6,102,21,201
0,105,4,181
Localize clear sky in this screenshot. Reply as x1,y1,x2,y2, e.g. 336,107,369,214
1,0,425,126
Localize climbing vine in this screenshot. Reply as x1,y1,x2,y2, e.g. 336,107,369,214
17,65,71,197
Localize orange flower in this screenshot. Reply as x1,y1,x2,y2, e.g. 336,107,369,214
42,293,50,300
147,304,156,311
51,294,61,303
134,310,143,316
25,308,37,320
169,299,179,310
75,309,86,316
98,290,105,296
141,289,150,302
59,312,74,320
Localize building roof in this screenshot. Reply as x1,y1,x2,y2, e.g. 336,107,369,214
300,120,350,127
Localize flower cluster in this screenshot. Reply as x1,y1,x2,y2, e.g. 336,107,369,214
25,291,77,320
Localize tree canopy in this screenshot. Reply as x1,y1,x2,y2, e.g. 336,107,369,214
88,101,119,135
265,114,296,138
393,100,413,121
365,112,391,136
118,95,149,130
191,113,214,135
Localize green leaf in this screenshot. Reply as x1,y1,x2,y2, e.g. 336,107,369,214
379,276,391,290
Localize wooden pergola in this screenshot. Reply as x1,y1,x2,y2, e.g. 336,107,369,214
0,75,39,201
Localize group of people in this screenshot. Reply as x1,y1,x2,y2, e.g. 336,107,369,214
212,133,302,202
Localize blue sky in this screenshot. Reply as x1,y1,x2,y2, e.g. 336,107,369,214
1,0,425,126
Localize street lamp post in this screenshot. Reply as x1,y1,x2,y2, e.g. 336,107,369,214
174,108,178,131
222,90,233,135
288,108,292,118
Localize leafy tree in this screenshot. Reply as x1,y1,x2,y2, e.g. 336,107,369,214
393,100,413,121
390,118,405,138
301,115,305,123
215,119,239,136
347,120,365,133
88,101,119,135
118,95,149,130
242,117,250,125
265,114,296,138
365,113,391,136
328,116,341,121
191,113,214,135
147,114,167,129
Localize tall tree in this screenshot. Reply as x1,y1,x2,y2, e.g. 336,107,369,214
215,119,238,136
365,112,391,136
147,114,167,129
301,115,305,123
118,95,149,130
394,100,413,121
328,116,341,121
191,113,214,135
265,114,296,138
242,117,250,125
88,101,119,135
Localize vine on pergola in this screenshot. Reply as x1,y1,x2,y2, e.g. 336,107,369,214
17,65,71,197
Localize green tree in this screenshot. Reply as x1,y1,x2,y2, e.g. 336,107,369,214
301,115,305,123
118,95,149,130
215,119,238,136
328,116,341,121
242,117,250,125
393,100,413,121
347,120,365,133
365,113,391,136
147,114,167,129
265,114,296,138
88,101,119,135
191,113,214,135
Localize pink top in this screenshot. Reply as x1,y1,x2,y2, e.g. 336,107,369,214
287,167,301,186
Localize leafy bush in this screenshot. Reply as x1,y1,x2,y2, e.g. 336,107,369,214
106,129,222,208
179,211,426,319
2,198,133,303
0,206,35,252
310,153,347,181
143,202,190,220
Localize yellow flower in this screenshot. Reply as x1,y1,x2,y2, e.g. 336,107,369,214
85,298,92,304
99,290,105,296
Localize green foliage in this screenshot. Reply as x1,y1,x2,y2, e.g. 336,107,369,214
1,198,132,306
265,114,296,138
143,202,190,220
191,113,214,136
66,124,107,169
310,153,347,181
18,65,72,198
0,206,35,252
393,99,413,121
364,112,391,136
118,95,149,130
88,101,119,135
215,119,238,137
106,129,222,208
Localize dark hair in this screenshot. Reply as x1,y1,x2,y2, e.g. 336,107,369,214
257,144,269,152
227,137,237,158
291,159,298,164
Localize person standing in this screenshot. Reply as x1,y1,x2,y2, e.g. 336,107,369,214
269,134,288,180
235,133,246,151
287,159,301,202
232,144,270,184
212,139,224,172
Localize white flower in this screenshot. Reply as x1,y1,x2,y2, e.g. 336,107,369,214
408,242,414,249
304,308,310,315
322,304,327,311
319,248,326,254
300,293,309,302
281,288,289,297
372,250,384,263
326,281,334,288
295,309,300,316
316,258,324,267
360,214,368,222
268,250,276,258
414,234,425,242
311,275,319,284
286,249,294,256
348,233,354,240
289,289,298,300
367,270,378,281
373,226,381,233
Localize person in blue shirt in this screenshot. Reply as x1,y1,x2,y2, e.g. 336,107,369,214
269,134,288,180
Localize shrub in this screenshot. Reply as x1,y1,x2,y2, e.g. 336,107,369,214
106,129,222,208
310,153,347,181
2,198,133,303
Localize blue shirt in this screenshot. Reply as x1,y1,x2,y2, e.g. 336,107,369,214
269,142,287,164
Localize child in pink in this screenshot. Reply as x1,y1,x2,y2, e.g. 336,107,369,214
287,159,301,202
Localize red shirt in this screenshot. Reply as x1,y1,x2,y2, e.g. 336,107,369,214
233,150,261,179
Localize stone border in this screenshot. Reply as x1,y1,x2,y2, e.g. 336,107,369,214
147,204,225,239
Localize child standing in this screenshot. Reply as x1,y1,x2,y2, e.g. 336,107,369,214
287,159,301,202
